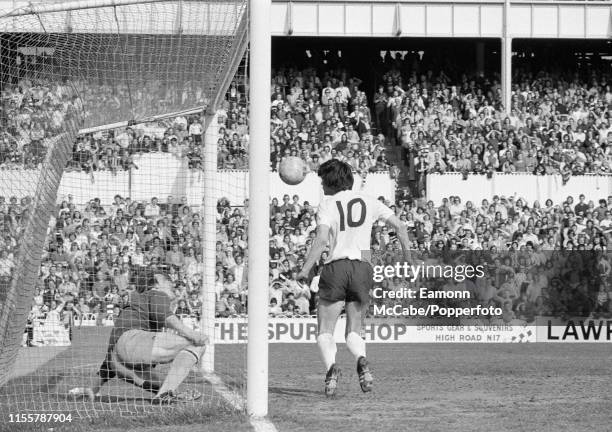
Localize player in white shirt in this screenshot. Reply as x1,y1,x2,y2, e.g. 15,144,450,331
298,160,410,397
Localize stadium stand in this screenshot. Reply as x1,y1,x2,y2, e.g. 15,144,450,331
379,66,611,196
4,188,611,343
0,64,397,175
0,47,609,342
3,63,609,198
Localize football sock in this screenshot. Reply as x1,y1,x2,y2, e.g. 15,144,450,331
345,332,366,361
156,350,198,396
317,333,337,371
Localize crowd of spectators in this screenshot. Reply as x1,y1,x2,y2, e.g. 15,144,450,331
0,56,610,331
0,78,84,170
374,61,611,195
263,191,612,322
1,190,612,334
19,194,210,334
0,77,211,173
265,67,395,176
2,63,610,199
369,191,612,322
0,67,398,176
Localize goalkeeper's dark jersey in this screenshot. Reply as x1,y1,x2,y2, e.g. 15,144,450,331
99,289,173,379
114,289,173,335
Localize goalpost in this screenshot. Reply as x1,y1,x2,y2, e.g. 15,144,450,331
0,0,271,423
246,0,270,418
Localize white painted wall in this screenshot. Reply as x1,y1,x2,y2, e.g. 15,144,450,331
1,153,397,207
427,173,612,206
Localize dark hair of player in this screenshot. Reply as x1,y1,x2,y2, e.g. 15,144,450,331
317,159,354,195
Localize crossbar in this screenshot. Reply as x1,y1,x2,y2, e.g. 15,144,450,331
1,0,172,18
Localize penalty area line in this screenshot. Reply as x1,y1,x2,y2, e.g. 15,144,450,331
201,372,277,432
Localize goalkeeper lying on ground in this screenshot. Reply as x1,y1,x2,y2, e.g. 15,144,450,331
69,271,208,403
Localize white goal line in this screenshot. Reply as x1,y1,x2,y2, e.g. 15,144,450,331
202,371,278,432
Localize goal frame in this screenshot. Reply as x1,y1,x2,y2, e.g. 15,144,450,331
0,0,271,420
246,0,271,418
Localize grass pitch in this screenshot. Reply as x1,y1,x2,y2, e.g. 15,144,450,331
2,330,612,432
268,343,612,432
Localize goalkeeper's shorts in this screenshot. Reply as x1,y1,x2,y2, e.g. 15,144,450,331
115,329,156,365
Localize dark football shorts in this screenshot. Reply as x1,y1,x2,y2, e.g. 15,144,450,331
318,259,373,304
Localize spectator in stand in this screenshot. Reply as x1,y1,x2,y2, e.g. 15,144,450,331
216,290,231,317
187,291,202,319
174,299,192,316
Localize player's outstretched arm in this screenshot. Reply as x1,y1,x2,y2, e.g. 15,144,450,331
297,224,330,280
165,315,209,346
384,215,412,262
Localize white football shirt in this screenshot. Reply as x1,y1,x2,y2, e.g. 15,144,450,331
317,190,393,264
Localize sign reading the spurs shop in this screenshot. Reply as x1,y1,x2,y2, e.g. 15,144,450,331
213,318,536,343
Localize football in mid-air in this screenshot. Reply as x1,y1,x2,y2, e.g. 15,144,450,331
278,156,307,185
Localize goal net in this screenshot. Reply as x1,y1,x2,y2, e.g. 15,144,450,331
0,0,249,425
